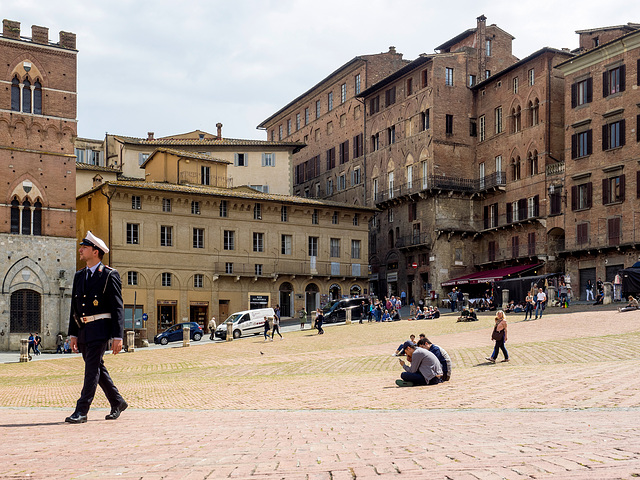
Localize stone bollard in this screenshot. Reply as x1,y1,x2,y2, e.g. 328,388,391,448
226,320,233,341
345,309,352,325
547,286,556,306
20,338,29,362
182,325,190,347
126,330,135,353
463,293,470,310
603,282,613,305
501,289,509,310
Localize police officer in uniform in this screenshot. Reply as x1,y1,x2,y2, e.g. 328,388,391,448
65,231,128,424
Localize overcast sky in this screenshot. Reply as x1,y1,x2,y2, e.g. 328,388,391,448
5,1,640,141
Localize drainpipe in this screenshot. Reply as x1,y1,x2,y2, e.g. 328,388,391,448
100,184,116,265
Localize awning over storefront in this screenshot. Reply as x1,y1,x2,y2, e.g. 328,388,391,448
441,264,541,287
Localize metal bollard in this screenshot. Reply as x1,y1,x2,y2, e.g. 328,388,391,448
182,325,190,347
20,338,29,362
226,320,233,341
126,330,135,353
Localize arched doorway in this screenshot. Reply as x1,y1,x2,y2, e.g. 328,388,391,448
547,227,565,255
305,283,319,313
329,283,342,301
10,289,41,333
350,285,362,297
279,282,293,317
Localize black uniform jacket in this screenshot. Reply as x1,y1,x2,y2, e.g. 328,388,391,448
68,264,125,343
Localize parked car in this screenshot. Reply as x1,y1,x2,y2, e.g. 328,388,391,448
154,322,203,345
324,297,370,323
215,308,275,340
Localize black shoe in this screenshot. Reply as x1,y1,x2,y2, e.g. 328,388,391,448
65,412,87,424
105,400,128,420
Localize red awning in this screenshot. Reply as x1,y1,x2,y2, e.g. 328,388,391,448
441,264,540,287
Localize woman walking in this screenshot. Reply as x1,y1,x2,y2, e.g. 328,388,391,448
271,314,283,340
486,310,509,363
299,307,307,330
524,290,534,320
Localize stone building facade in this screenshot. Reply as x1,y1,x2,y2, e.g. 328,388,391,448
257,48,407,204
0,20,77,350
98,128,302,196
556,28,640,299
76,150,372,338
361,16,526,300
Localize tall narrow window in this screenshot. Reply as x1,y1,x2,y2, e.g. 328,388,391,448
340,83,346,103
355,74,361,94
281,205,288,222
201,166,210,185
33,80,42,114
445,67,454,86
327,92,333,111
219,200,228,217
22,78,31,113
33,200,43,234
495,107,503,134
10,198,19,233
11,76,20,111
21,200,31,235
253,203,262,220
160,226,173,247
445,114,453,134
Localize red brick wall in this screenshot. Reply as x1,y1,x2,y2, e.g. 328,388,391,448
0,33,77,238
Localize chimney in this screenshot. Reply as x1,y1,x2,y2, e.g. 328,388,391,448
477,15,487,76
388,46,396,54
59,30,76,49
3,19,21,40
31,25,49,44
216,123,223,139
147,132,154,140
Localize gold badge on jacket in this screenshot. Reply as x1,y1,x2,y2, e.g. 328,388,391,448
93,299,99,306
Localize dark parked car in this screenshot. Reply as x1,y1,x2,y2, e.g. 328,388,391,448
324,297,370,323
154,322,203,345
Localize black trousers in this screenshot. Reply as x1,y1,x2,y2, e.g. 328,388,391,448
75,340,124,415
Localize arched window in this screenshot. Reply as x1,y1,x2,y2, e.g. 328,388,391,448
10,289,41,333
529,150,538,176
21,199,31,235
513,106,521,133
10,198,19,233
33,80,42,114
11,76,20,111
33,200,42,235
530,98,539,126
512,157,521,181
22,78,31,113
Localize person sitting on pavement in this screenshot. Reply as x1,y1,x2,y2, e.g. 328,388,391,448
393,335,416,356
395,342,443,387
457,307,478,322
415,307,425,320
417,337,452,382
382,309,391,322
593,290,604,306
63,338,71,353
619,296,639,312
391,309,401,321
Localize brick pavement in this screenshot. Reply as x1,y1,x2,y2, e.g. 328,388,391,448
0,306,639,479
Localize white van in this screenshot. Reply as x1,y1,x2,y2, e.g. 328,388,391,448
214,308,275,340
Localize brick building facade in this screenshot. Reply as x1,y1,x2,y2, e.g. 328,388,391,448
556,27,640,299
257,48,407,204
0,20,77,350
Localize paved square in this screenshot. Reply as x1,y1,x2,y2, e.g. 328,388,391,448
1,306,639,479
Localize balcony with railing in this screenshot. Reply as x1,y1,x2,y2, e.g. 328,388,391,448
179,171,232,188
546,162,565,176
396,232,431,250
212,258,366,278
482,207,541,231
374,171,506,205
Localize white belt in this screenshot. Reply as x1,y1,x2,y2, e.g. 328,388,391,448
81,313,111,323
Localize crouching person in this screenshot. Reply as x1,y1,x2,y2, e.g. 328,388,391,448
396,342,442,387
